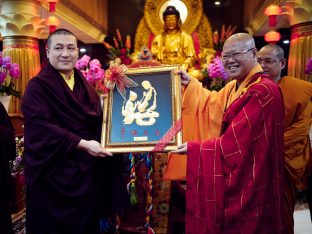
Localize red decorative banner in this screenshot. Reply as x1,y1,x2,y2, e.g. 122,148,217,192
152,118,182,152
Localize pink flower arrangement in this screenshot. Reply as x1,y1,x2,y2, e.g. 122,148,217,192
305,58,312,75
208,57,229,80
201,25,235,91
0,52,21,97
76,55,108,94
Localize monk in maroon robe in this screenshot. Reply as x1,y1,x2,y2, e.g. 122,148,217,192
174,33,286,233
0,102,15,234
22,29,112,234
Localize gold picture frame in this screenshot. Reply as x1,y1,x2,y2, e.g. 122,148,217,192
101,65,182,153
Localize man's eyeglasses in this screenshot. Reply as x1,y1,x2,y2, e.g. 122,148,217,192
221,48,255,62
257,58,278,66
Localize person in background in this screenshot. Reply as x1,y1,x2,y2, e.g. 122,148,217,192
173,33,286,233
22,28,113,234
257,44,312,233
0,102,16,234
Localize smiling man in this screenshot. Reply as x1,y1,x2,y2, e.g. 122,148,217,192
173,33,286,233
22,29,112,234
258,44,312,234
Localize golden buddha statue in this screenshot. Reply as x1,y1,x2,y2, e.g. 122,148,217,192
151,5,196,70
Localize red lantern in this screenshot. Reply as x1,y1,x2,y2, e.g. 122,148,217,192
264,4,281,27
264,30,281,44
46,15,60,33
47,0,58,13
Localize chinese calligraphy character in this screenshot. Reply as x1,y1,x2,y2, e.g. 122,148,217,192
131,130,138,136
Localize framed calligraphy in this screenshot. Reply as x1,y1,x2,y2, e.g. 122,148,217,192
101,65,182,153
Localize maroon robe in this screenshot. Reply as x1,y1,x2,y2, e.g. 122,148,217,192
22,64,111,234
0,102,15,234
186,77,286,233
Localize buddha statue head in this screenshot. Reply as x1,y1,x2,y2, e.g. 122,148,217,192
163,5,182,31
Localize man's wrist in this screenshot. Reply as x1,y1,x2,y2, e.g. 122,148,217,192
77,139,88,150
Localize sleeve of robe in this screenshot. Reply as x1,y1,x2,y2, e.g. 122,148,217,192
186,81,285,233
22,80,81,184
284,101,312,189
164,78,236,180
182,77,237,140
280,76,312,189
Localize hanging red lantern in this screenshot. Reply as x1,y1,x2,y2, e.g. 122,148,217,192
264,4,281,27
46,15,60,33
264,30,281,44
47,0,58,13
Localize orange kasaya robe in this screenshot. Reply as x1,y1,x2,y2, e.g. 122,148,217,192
279,76,312,234
279,76,312,189
164,65,265,180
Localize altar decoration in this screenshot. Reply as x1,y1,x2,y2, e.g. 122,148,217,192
201,25,235,90
46,0,60,33
0,52,21,98
10,136,24,178
10,136,26,226
145,153,153,232
264,4,281,27
206,57,229,91
213,24,237,55
129,46,161,68
127,153,138,206
103,29,133,65
264,30,281,44
263,4,281,44
75,55,109,95
47,0,58,13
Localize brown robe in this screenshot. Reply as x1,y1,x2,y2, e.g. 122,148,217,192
278,76,312,233
22,64,113,234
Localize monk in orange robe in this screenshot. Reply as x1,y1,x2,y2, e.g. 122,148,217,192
258,44,312,234
173,33,285,233
164,61,237,180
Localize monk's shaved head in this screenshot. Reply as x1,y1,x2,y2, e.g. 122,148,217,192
257,44,286,83
259,44,284,59
224,33,256,49
221,33,258,83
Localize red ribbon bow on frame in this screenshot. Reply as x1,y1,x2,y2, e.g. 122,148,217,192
106,64,138,100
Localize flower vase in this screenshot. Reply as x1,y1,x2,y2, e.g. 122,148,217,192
0,95,12,111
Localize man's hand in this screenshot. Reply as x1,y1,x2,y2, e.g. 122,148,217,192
171,142,188,154
77,139,113,157
176,70,191,86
